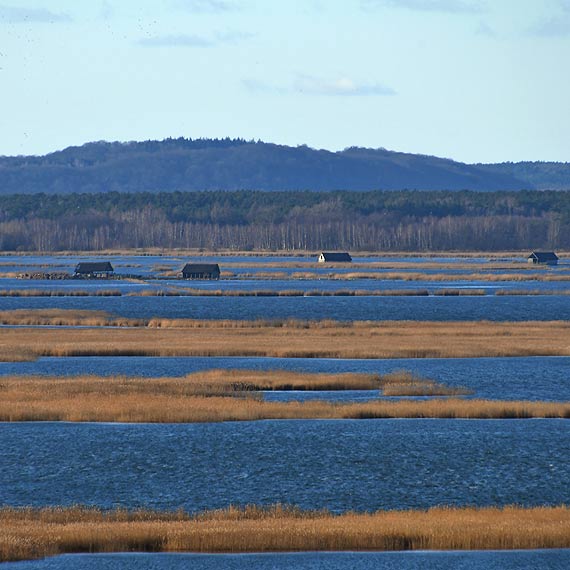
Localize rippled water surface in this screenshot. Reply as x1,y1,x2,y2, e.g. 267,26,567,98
1,293,570,321
4,550,570,570
1,420,569,512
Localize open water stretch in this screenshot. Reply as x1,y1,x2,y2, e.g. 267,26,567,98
1,292,570,321
4,550,570,570
1,420,569,512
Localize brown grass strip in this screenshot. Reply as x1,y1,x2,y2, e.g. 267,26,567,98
321,272,570,282
1,315,570,361
495,289,570,296
222,261,541,270
0,309,142,327
133,288,432,297
5,287,570,297
0,290,122,297
379,370,472,396
0,374,566,422
2,505,570,561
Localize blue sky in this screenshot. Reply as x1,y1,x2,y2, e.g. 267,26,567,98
0,0,569,162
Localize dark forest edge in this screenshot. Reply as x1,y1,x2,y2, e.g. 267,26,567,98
1,189,570,251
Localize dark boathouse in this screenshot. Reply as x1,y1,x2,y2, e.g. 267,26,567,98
527,251,559,266
317,252,352,263
181,263,221,279
74,262,114,278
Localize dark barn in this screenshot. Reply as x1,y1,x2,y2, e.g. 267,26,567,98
527,251,559,265
74,262,114,278
181,263,221,279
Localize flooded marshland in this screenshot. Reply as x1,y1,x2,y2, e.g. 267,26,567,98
1,252,569,565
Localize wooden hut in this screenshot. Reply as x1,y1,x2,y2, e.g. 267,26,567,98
317,252,352,263
74,262,114,278
181,263,221,279
527,251,559,265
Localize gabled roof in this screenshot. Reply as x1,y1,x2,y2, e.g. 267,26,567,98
528,251,559,262
75,262,114,273
318,252,352,262
181,263,220,273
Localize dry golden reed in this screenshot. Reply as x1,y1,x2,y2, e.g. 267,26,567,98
1,313,569,361
0,289,122,297
0,373,566,422
320,271,570,282
379,370,472,396
3,286,569,297
221,260,540,270
2,505,570,562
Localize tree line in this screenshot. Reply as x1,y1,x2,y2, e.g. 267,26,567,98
0,190,569,251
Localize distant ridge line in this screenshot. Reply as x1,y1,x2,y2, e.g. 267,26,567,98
0,138,568,194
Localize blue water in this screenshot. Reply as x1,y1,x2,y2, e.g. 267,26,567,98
1,420,569,512
2,356,568,402
4,550,570,570
1,293,570,321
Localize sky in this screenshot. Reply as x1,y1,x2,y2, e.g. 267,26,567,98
0,0,569,163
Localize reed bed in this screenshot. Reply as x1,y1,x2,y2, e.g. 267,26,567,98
2,505,570,562
230,270,570,282
322,272,570,282
0,370,381,395
205,369,381,391
0,309,142,327
0,368,458,397
379,370,472,396
221,261,538,271
495,289,570,296
0,370,474,422
2,316,570,361
434,289,487,296
136,289,431,297
0,373,566,422
0,289,122,297
129,288,185,297
3,287,570,298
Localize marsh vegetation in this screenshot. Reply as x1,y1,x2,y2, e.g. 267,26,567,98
1,312,569,361
0,372,565,423
2,505,570,562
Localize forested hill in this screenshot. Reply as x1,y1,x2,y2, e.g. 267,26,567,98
1,138,568,194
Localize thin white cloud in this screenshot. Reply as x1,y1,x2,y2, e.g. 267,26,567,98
244,75,396,97
0,4,72,23
171,0,239,12
362,0,485,13
294,75,396,96
138,30,252,47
